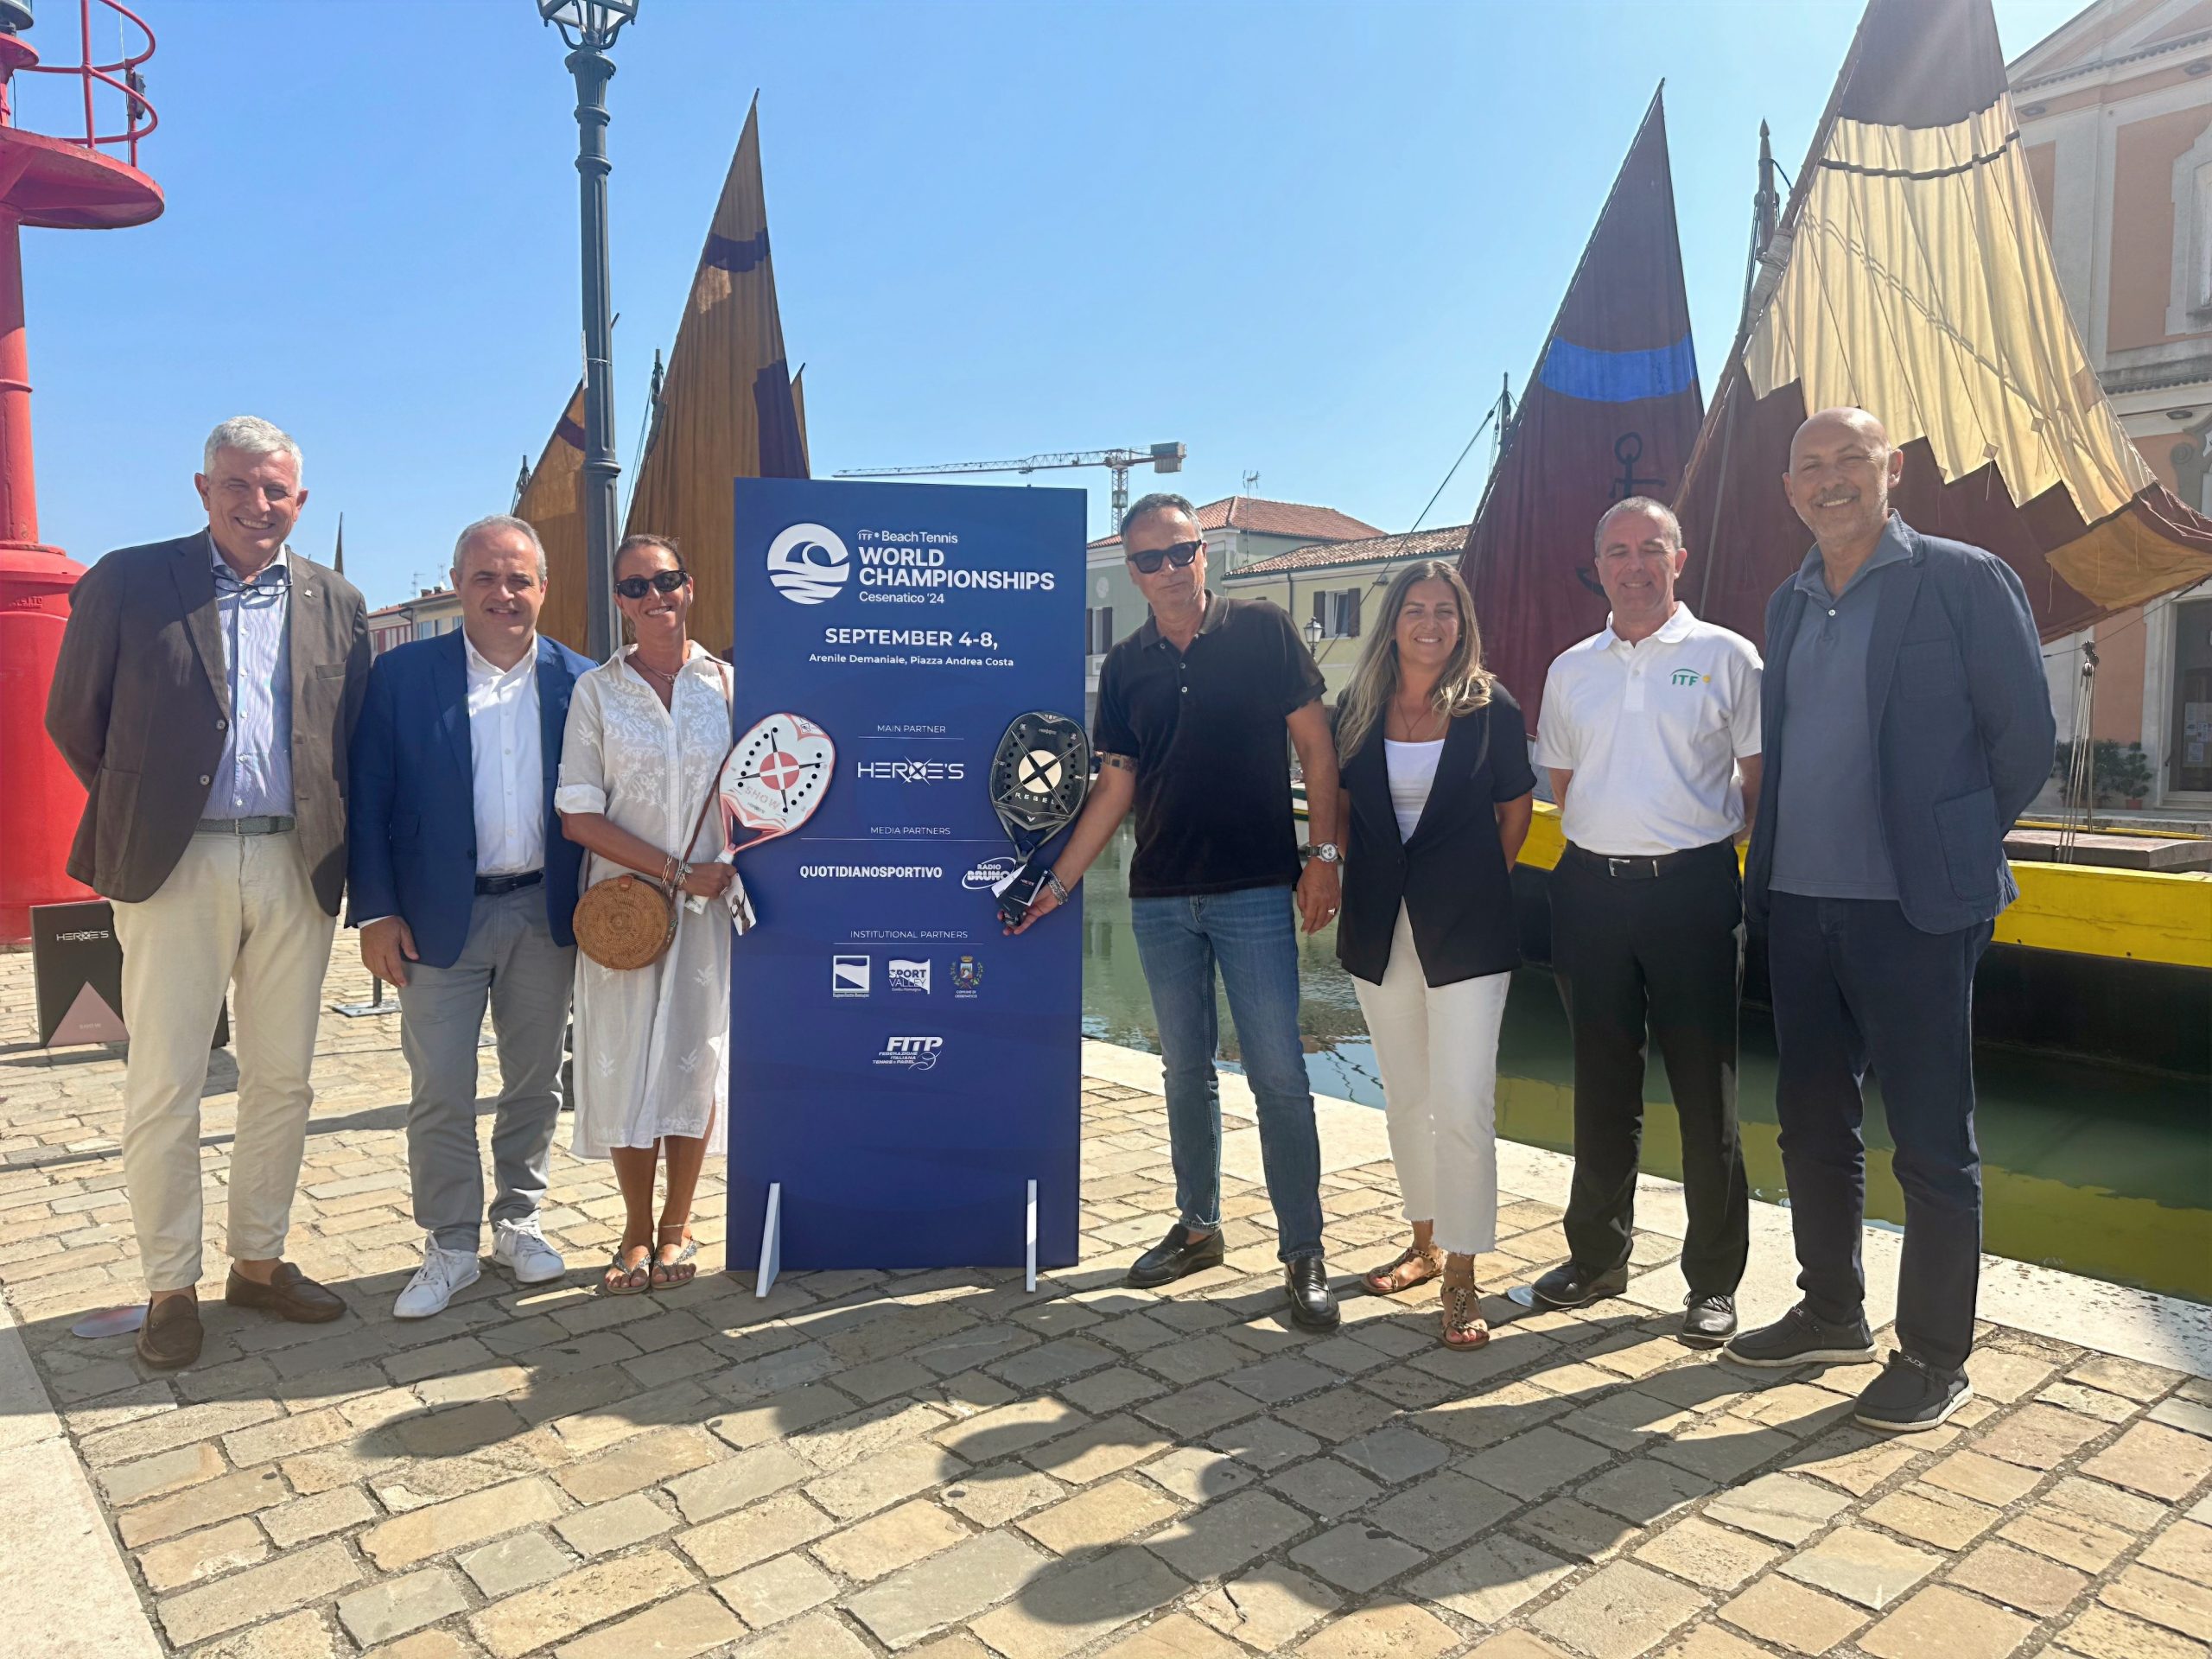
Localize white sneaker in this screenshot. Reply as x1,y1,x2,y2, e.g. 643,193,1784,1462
493,1217,568,1285
393,1239,480,1319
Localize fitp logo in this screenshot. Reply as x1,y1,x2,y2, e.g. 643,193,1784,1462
766,523,852,605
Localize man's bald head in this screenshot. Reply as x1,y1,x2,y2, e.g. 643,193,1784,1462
1783,404,1905,555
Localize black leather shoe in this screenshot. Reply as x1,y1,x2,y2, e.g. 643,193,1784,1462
1284,1256,1340,1330
1126,1224,1225,1289
1681,1292,1738,1347
135,1295,202,1370
1529,1260,1630,1310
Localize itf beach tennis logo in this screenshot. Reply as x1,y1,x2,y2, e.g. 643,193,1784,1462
766,523,852,604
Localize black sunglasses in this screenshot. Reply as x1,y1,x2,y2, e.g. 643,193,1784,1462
1128,540,1202,575
614,569,690,600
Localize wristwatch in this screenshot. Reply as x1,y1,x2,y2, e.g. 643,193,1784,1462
1301,842,1341,865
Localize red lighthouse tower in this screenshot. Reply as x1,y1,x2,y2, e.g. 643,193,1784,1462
0,0,162,944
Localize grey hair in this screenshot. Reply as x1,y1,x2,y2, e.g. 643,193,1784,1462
1593,495,1682,554
202,416,302,481
452,514,549,584
1120,492,1198,543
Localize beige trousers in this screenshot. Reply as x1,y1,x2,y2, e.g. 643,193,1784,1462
111,830,336,1293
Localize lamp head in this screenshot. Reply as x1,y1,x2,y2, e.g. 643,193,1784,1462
0,0,34,35
539,0,636,48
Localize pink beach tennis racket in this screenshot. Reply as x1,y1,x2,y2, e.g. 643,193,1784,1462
683,712,835,912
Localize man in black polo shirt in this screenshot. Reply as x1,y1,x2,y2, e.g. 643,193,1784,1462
1015,493,1345,1329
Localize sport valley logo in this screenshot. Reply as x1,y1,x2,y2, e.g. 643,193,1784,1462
874,1035,944,1071
766,523,853,605
832,955,870,997
888,958,931,994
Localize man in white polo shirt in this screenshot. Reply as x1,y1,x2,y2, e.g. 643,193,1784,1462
1516,497,1762,1347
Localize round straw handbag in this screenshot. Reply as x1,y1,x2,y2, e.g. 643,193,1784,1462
572,873,680,969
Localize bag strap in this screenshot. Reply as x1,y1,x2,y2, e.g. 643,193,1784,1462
677,658,738,862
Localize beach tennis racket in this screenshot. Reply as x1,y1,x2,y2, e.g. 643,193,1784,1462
988,711,1091,928
683,712,834,912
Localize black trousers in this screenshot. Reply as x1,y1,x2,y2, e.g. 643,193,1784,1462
1549,842,1749,1297
1765,891,1992,1376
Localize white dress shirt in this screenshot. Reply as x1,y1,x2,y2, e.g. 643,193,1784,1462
1533,603,1762,857
466,635,544,875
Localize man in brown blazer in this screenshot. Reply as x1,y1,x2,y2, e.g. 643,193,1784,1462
48,416,369,1369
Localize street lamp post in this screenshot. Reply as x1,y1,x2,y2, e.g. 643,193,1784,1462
539,0,638,661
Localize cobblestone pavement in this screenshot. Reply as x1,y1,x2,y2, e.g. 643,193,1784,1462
2,939,2209,1659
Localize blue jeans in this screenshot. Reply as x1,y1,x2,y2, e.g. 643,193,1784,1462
1130,884,1325,1262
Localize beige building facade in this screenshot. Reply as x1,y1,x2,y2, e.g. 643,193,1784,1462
365,586,464,659
2014,0,2212,804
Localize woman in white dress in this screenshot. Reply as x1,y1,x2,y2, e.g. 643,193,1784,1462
556,535,737,1294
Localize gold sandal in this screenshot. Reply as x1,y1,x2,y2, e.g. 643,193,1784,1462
602,1243,651,1296
650,1225,698,1291
1362,1243,1445,1295
1440,1259,1490,1349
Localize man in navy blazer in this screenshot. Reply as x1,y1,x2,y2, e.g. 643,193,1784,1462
349,515,594,1318
1726,409,2056,1433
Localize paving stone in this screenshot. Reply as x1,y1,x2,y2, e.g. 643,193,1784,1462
728,1609,875,1659
1656,1631,1767,1659
460,1529,575,1599
1464,1423,1612,1501
1369,1468,1516,1548
337,1567,471,1648
1700,1471,1847,1544
1923,1448,2043,1509
2000,1502,2137,1573
1967,1350,2058,1403
361,1476,563,1569
1634,1519,1781,1593
1576,1458,1713,1529
969,1545,1185,1659
668,1441,814,1523
677,1490,836,1579
1405,1529,1573,1624
2101,1564,2212,1644
471,1549,695,1658
1778,1526,1941,1611
1864,1480,2004,1549
2060,1603,2209,1659
1019,1476,1177,1555
846,1529,1050,1649
2082,1421,2212,1501
944,1466,1065,1528
1948,1538,2089,1617
809,1440,964,1519
1860,1584,2032,1659
1192,1560,1338,1649
2046,1471,2169,1531
1335,1424,1450,1484
1138,1382,1262,1440
1292,1598,1459,1659
118,1465,289,1548
1649,1416,1796,1484
1137,1445,1253,1504
713,1550,837,1628
97,1440,227,1509
157,1539,365,1647
554,1491,676,1557
1096,1611,1246,1659
187,1609,343,1659
1529,1560,1708,1659
2063,1354,2181,1402
1786,1430,1926,1497
1288,1522,1427,1592
555,1424,720,1503
1269,1458,1382,1518
814,1497,972,1580
1147,1489,1312,1580
1974,1403,2108,1470
2139,1519,2212,1590
1718,1576,1866,1656
556,1589,743,1659
1060,1366,1166,1415
136,1514,270,1592
1519,1494,1643,1563
1211,1415,1321,1471
707,1384,853,1451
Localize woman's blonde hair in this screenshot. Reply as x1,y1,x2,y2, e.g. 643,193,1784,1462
1332,558,1493,761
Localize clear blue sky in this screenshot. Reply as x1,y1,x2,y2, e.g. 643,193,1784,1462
19,0,2085,610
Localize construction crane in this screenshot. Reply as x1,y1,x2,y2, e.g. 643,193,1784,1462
836,442,1187,525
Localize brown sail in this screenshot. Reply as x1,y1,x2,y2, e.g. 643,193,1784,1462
518,382,589,652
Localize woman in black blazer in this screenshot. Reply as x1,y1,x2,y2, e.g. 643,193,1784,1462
1334,559,1534,1348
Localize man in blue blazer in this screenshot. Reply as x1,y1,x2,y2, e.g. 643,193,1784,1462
1726,409,2056,1432
349,516,594,1318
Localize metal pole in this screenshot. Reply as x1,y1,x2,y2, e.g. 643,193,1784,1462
567,43,620,662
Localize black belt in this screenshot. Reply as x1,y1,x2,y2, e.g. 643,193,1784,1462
475,870,543,897
1561,841,1733,880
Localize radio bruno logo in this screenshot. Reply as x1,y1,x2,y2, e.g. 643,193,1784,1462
766,523,852,605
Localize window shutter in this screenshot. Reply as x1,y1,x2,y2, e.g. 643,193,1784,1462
1313,592,1326,631
1102,607,1113,650
1347,590,1363,639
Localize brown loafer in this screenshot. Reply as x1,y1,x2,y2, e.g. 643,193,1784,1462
225,1262,345,1324
136,1296,203,1370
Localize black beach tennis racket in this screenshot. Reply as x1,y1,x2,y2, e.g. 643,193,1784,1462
988,711,1091,928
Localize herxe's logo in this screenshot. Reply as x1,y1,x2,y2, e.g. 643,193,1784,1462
856,760,966,783
766,523,852,605
874,1035,944,1071
963,856,1019,892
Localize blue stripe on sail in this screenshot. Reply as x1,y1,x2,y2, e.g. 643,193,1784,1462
1537,333,1697,403
705,229,771,274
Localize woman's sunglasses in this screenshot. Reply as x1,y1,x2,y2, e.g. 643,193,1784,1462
614,569,690,601
1128,540,1202,575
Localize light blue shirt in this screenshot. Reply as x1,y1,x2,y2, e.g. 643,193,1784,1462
206,537,295,818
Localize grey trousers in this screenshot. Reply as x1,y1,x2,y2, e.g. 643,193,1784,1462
397,886,574,1250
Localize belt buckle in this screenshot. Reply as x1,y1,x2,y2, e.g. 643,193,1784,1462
1607,856,1631,880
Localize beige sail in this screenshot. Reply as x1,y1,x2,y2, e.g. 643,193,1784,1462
518,382,590,652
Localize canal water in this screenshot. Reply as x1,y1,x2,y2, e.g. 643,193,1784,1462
1077,828,2212,1305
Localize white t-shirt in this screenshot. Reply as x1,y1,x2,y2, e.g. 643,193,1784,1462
1383,737,1445,840
1533,604,1762,857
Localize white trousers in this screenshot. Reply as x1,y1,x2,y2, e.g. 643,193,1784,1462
111,831,336,1293
1351,904,1510,1255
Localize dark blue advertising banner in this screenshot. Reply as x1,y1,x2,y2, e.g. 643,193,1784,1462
727,479,1087,1274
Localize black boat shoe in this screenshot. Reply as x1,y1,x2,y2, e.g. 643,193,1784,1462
1854,1351,1972,1433
1285,1255,1340,1331
1681,1292,1738,1348
1127,1224,1225,1289
1528,1260,1630,1310
1723,1302,1876,1368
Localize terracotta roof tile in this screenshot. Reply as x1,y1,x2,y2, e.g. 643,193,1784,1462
1088,496,1386,550
1229,524,1471,577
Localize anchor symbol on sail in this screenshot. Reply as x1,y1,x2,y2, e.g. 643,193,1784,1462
1611,431,1662,501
